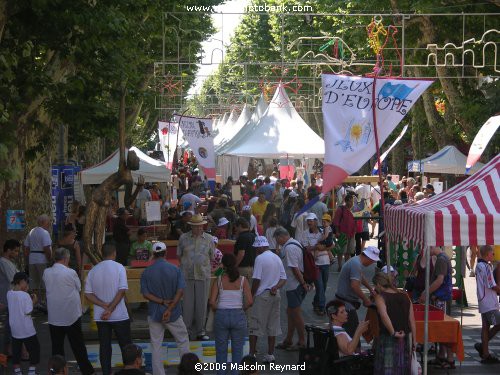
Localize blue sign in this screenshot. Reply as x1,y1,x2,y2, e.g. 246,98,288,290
6,210,26,230
51,165,81,234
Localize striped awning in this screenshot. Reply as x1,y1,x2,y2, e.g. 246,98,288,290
385,154,500,247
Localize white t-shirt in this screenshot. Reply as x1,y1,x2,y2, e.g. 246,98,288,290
302,229,330,266
43,263,82,326
7,290,36,339
249,215,258,233
355,184,371,201
84,260,129,322
24,226,52,264
475,261,499,314
0,257,18,305
283,239,304,291
252,250,287,296
332,326,353,357
135,188,152,209
291,212,308,244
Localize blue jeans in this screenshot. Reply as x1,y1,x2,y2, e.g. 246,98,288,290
313,264,330,310
214,309,247,375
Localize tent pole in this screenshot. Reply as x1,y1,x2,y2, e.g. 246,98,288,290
423,245,431,375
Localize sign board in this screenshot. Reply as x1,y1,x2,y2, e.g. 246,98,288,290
231,185,242,201
51,165,81,234
6,210,25,230
145,201,161,222
433,181,443,194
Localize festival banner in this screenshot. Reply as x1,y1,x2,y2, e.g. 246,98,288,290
465,115,500,174
173,114,216,189
321,74,433,193
158,121,182,169
372,124,408,175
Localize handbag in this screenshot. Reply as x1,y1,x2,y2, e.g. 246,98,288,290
205,277,221,332
411,351,421,375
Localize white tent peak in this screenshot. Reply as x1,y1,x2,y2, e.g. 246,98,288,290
80,146,170,184
215,104,252,152
223,84,324,158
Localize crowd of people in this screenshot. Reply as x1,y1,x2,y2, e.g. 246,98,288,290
0,165,499,374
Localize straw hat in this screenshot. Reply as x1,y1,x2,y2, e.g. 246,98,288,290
188,214,207,226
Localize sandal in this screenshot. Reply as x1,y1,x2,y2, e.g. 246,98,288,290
481,355,500,364
275,342,291,350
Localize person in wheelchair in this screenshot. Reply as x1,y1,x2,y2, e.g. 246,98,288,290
326,299,369,356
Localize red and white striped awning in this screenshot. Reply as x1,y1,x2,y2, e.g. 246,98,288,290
385,154,500,248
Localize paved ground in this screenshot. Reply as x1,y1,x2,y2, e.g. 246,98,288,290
2,239,500,374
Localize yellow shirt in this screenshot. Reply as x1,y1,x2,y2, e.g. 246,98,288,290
251,200,268,225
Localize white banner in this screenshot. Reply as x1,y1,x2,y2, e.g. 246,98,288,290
321,74,433,193
372,124,408,174
158,121,181,169
466,115,500,174
173,114,216,180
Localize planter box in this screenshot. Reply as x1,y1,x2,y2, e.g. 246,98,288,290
413,304,444,321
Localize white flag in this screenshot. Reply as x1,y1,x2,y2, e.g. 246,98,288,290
321,74,433,193
466,115,500,174
158,121,181,169
173,114,216,181
372,124,408,174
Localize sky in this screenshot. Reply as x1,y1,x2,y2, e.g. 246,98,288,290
188,0,248,95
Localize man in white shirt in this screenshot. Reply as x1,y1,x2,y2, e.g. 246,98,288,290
248,236,286,362
274,228,310,350
24,214,52,307
43,248,94,375
134,185,152,224
474,245,500,363
85,245,131,375
179,188,202,211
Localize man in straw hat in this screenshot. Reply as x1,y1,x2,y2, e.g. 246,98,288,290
177,214,214,341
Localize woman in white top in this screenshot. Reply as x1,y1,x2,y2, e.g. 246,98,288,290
326,300,369,357
209,254,253,375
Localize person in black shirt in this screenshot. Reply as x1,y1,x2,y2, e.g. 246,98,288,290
114,344,145,375
113,208,130,266
166,208,181,240
234,218,256,281
175,211,193,239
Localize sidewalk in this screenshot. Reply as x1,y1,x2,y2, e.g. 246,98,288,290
5,242,500,374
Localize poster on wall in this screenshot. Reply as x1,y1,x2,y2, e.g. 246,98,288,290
6,210,25,230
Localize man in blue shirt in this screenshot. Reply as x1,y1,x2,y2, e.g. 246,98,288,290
141,242,189,375
258,176,274,201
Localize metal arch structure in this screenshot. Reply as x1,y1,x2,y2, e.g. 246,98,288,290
155,11,500,115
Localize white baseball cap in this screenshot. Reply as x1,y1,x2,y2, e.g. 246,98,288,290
362,246,380,262
289,191,298,198
153,242,167,253
218,217,229,226
381,265,396,274
306,212,318,221
253,236,269,248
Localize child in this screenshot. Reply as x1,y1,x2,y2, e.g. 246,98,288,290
214,217,230,240
7,272,40,375
265,217,279,253
317,213,335,264
129,228,153,261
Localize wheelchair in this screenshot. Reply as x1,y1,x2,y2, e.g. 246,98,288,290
300,324,374,375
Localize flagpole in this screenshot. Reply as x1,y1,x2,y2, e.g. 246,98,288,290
370,72,386,271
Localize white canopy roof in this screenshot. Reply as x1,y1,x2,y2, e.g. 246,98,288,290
217,94,268,155
213,109,238,147
80,146,171,184
215,104,252,153
223,85,325,158
407,145,485,175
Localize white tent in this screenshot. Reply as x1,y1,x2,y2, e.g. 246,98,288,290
223,84,325,158
80,147,171,184
407,145,485,175
215,104,252,153
216,95,268,181
214,109,238,148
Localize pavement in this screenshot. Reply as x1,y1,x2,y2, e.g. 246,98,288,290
2,238,500,374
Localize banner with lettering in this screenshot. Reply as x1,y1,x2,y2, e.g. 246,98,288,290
321,74,433,193
372,124,408,175
173,114,216,184
158,121,182,170
466,115,500,174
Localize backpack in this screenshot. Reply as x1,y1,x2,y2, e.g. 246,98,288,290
284,240,319,284
433,253,452,301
